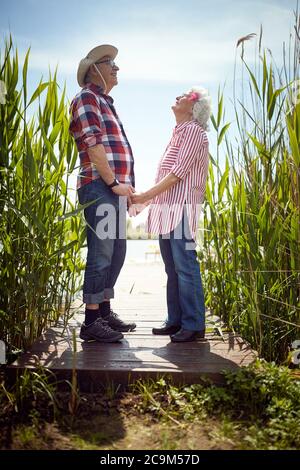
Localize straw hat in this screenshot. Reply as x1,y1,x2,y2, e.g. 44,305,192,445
77,44,118,87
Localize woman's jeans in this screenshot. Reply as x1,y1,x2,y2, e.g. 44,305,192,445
78,178,127,304
159,213,205,331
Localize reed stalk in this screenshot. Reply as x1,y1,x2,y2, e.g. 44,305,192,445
203,8,300,361
0,37,85,353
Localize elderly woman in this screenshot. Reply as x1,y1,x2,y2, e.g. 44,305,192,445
132,87,211,342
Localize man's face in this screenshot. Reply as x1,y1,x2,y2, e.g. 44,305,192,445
94,55,119,90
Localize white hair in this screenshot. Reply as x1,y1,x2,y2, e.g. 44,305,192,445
188,86,212,131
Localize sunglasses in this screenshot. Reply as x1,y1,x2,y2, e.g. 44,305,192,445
95,59,117,68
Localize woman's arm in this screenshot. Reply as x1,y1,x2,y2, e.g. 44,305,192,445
132,172,180,205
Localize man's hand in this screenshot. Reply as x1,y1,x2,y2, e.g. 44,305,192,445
112,183,135,197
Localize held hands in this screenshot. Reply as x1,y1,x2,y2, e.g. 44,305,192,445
110,183,149,216
111,183,137,214
128,192,151,217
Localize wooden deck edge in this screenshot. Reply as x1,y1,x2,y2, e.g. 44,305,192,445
6,362,249,391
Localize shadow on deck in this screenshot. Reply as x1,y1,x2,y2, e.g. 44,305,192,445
8,263,257,390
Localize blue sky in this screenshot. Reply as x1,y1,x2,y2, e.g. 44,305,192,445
0,0,296,218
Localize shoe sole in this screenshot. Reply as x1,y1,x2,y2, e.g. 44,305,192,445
171,336,207,343
80,334,124,343
152,331,180,335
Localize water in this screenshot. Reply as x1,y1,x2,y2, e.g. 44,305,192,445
126,239,160,263
81,239,161,264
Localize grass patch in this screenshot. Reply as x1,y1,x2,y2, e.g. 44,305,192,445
0,360,299,450
132,360,300,450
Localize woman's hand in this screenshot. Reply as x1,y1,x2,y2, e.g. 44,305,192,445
128,204,145,217
128,192,151,217
131,192,148,205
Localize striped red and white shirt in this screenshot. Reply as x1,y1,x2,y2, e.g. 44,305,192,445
146,120,209,240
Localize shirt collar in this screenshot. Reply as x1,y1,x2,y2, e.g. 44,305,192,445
175,119,197,132
85,82,114,104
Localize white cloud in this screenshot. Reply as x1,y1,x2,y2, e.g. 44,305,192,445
19,28,237,84
15,0,294,85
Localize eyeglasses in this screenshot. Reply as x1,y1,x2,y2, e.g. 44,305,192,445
95,58,117,68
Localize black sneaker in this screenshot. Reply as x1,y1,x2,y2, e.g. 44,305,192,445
152,323,181,335
103,310,136,332
170,328,206,343
80,317,124,342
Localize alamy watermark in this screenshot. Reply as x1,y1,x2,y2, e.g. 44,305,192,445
291,340,300,365
0,80,7,105
0,340,5,364
86,196,203,250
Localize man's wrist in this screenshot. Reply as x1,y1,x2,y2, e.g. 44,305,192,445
107,178,119,189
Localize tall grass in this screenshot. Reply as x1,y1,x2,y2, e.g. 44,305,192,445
0,37,84,354
0,13,299,366
203,9,300,361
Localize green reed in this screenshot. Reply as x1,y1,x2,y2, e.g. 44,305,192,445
0,37,85,353
203,9,300,361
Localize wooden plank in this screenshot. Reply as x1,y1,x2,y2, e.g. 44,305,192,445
10,360,241,373
9,261,257,387
18,337,253,352
12,348,254,366
19,326,252,351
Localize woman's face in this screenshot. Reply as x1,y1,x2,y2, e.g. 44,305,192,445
172,93,194,115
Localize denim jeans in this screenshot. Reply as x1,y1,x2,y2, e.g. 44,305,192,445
159,211,205,331
77,178,126,304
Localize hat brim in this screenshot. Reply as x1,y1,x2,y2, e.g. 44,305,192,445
77,44,118,87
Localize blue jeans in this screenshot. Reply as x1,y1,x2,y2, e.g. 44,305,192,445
159,212,205,331
77,178,126,304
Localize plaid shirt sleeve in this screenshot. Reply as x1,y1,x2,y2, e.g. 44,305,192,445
171,125,206,179
70,91,104,151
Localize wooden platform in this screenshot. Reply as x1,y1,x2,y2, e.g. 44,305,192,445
9,262,257,389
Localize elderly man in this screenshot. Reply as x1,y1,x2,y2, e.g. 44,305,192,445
69,44,136,342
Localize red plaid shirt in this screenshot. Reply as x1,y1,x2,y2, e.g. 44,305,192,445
69,83,135,189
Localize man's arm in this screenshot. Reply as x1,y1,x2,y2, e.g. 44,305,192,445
88,144,135,197
70,91,134,198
